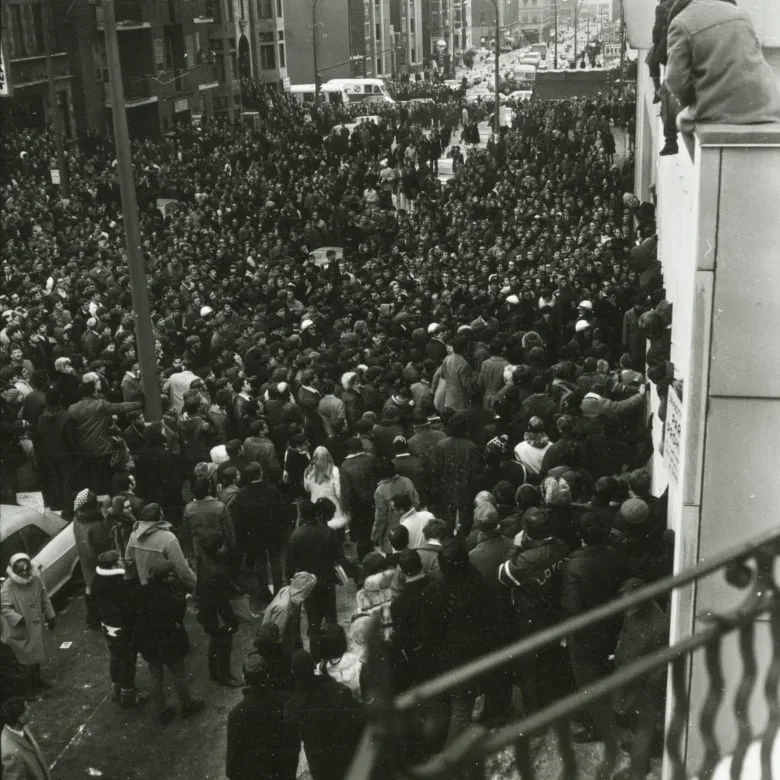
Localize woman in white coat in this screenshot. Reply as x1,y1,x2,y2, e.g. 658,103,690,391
303,446,348,530
0,553,56,689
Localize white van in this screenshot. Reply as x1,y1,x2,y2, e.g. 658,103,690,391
289,84,342,105
324,78,395,105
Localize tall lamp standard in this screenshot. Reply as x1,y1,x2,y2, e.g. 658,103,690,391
312,0,321,103
489,0,500,136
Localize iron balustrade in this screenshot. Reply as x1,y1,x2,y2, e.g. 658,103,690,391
345,525,780,780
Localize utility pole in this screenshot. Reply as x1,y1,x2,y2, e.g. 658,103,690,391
220,0,236,119
553,0,558,69
102,0,162,423
312,0,320,102
618,15,626,96
573,0,579,66
490,0,499,136
41,0,70,198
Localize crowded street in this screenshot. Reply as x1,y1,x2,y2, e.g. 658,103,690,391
1,33,666,780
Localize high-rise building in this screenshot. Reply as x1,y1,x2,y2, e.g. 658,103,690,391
1,0,76,134
50,0,242,139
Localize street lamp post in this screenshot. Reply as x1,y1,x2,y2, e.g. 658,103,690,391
553,0,558,69
490,0,500,136
312,0,321,102
102,0,162,423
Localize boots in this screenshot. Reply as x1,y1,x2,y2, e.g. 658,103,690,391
85,593,101,629
120,688,149,708
660,139,679,156
31,664,52,690
215,641,240,687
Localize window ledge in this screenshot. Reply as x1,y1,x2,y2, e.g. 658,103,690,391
695,123,780,148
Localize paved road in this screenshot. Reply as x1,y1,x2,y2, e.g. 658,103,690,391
18,493,354,780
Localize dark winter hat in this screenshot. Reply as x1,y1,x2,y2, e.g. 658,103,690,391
522,507,553,540
141,502,163,523
579,511,612,539
291,650,315,680
361,552,387,577
620,498,649,526
398,549,423,577
243,654,269,686
492,480,516,507
97,550,120,568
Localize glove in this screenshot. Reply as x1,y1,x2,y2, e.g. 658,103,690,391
47,618,56,631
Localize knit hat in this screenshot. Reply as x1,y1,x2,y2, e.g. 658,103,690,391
522,507,553,540
74,488,94,511
620,498,649,526
398,549,423,577
361,551,387,577
9,552,31,568
543,476,571,507
291,649,315,680
97,550,120,567
243,653,270,686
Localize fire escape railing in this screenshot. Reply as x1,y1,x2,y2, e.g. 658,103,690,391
345,526,780,780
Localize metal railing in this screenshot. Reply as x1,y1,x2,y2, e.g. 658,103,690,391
346,526,780,780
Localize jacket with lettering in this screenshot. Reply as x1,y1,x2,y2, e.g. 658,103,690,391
498,533,569,633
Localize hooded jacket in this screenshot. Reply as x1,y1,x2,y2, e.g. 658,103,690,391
124,520,197,591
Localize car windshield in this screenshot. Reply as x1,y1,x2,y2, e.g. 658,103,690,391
0,523,52,572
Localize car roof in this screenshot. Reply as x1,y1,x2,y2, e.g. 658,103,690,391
0,504,67,543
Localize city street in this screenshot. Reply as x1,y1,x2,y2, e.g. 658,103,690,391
17,494,353,780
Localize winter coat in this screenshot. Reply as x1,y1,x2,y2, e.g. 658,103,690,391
124,520,197,591
372,475,419,552
304,468,347,529
318,395,347,438
287,523,341,587
262,573,317,657
35,408,73,465
243,436,281,480
478,355,510,410
284,677,364,780
340,452,378,516
183,496,236,560
229,480,295,548
665,0,780,129
355,570,397,639
133,580,190,666
391,453,425,501
439,353,473,411
1,725,52,780
0,573,55,666
92,564,137,637
561,544,625,663
178,413,216,473
416,542,443,581
73,508,111,589
67,398,143,457
421,566,494,678
580,390,643,419
390,574,431,687
400,508,435,550
427,436,483,530
498,535,569,636
227,685,300,780
407,427,446,463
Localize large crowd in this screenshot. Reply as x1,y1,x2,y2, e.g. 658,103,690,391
1,83,677,780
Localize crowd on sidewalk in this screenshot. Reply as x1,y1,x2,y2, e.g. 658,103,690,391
1,82,678,780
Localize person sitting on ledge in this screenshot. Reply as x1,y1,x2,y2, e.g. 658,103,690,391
662,0,780,155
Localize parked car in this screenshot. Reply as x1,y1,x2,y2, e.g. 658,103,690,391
0,504,79,597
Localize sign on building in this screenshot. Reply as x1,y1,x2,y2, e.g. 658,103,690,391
664,382,683,486
174,97,189,113
0,41,10,97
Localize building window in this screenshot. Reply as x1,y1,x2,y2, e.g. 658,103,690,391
278,42,285,67
32,3,46,55
260,41,276,69
375,22,381,40
277,30,283,40
93,43,109,82
10,5,27,58
258,0,273,17
409,17,415,33
376,57,382,74
276,0,282,16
